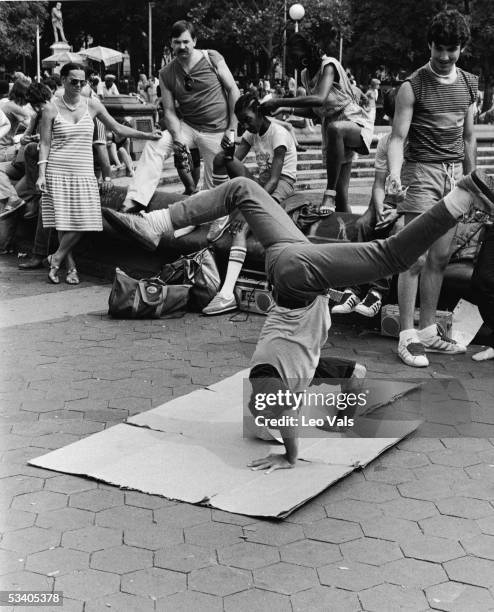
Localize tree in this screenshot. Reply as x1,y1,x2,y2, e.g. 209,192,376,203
0,1,49,66
469,0,494,109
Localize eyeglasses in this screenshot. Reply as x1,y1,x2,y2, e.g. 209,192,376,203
68,78,87,86
183,74,194,91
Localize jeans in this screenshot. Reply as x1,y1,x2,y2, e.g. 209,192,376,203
168,177,458,307
471,224,494,347
127,122,224,206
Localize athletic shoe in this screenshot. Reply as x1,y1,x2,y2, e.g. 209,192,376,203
102,208,162,251
207,215,230,242
398,337,429,367
355,291,382,317
472,347,494,361
331,290,360,314
456,169,494,216
418,324,466,354
0,198,25,219
202,293,237,315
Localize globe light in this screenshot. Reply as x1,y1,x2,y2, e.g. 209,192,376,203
289,3,305,21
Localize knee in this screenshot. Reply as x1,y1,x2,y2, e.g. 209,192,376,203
325,123,340,141
426,251,450,272
407,254,426,275
213,150,227,172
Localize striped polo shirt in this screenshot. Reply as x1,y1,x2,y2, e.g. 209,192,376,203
406,64,478,163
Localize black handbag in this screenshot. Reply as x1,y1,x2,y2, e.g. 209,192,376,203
161,248,221,312
108,267,190,319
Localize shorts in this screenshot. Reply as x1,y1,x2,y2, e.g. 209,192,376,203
258,174,296,204
399,160,463,215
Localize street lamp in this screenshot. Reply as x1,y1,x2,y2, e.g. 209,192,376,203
289,3,305,90
148,1,155,78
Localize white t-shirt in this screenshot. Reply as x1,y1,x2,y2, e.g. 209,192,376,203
97,82,119,97
242,120,297,180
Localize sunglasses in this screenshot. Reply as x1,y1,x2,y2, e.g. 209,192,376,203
183,74,194,91
68,78,87,86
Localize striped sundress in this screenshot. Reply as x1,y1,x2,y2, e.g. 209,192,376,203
42,99,102,231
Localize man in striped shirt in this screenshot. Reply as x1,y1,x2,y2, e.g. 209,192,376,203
387,9,478,367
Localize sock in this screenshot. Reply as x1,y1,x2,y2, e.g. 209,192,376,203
144,209,173,236
219,246,247,298
399,328,419,344
418,324,437,339
212,172,229,187
443,189,474,218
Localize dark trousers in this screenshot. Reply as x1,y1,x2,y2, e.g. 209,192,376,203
471,224,494,347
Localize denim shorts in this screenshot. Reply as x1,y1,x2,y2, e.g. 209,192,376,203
399,160,463,214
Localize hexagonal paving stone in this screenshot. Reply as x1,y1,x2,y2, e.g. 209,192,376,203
45,475,98,495
0,475,44,496
290,585,361,612
280,539,341,568
95,505,153,529
154,503,212,527
225,588,291,612
84,591,155,612
36,507,94,531
324,499,383,523
124,524,183,550
253,561,318,595
359,583,429,612
340,537,402,566
155,590,222,612
346,481,400,503
363,465,416,485
55,568,120,601
304,518,363,544
211,509,255,526
453,479,494,502
419,515,481,541
185,522,243,548
25,547,89,576
0,549,25,574
360,516,421,541
318,560,383,591
61,526,122,552
90,545,152,574
401,535,464,563
477,515,494,536
0,570,53,591
380,497,439,521
382,557,447,588
398,477,454,502
189,564,252,597
284,503,326,525
155,543,216,573
218,542,280,570
465,463,494,482
427,449,483,468
0,508,35,532
121,567,186,598
69,488,124,512
11,490,67,513
444,556,494,588
124,491,173,510
244,522,304,547
1,526,61,554
461,534,494,561
426,581,494,611
436,496,493,520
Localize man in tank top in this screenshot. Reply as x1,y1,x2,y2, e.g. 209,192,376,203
387,9,478,368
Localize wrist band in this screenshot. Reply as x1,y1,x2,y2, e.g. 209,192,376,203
37,160,48,165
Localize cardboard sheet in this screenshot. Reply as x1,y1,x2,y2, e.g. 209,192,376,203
30,370,421,518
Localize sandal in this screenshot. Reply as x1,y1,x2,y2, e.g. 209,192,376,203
319,189,337,216
46,255,60,284
65,268,80,285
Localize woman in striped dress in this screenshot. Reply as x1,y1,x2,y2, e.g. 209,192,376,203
36,63,160,284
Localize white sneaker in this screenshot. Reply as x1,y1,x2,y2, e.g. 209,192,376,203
202,293,237,315
331,290,360,314
207,216,230,242
355,291,382,317
398,337,429,367
472,347,494,361
418,324,466,354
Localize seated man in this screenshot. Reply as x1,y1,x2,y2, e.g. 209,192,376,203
104,171,494,471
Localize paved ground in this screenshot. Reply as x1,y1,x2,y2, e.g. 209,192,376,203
1,255,494,612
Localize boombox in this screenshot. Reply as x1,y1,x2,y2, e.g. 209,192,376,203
234,270,275,315
381,304,453,338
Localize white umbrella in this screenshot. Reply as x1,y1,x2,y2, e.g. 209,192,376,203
79,46,123,67
42,51,86,66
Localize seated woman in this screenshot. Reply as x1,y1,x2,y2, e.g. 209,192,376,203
0,79,32,164
203,91,297,315
261,33,374,215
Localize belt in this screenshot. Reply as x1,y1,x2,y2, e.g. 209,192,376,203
274,288,344,310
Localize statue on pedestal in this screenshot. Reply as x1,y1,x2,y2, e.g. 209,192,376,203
51,2,67,43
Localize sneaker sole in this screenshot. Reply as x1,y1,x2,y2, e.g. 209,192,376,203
207,220,231,243
103,208,158,251
398,351,429,367
202,304,237,316
354,306,380,317
423,346,467,354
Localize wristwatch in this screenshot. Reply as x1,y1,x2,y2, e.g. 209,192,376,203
103,176,112,182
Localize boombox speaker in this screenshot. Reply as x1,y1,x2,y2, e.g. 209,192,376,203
381,304,453,338
234,270,275,315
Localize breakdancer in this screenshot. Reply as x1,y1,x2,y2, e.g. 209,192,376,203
104,171,494,472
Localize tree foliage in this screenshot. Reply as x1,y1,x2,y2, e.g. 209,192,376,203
0,1,49,62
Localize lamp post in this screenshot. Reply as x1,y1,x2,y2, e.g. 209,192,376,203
148,1,155,78
289,3,305,90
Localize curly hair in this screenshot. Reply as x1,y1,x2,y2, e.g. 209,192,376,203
427,9,470,48
26,83,53,107
234,91,260,117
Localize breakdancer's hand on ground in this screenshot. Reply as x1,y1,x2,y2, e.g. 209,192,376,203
248,453,295,474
